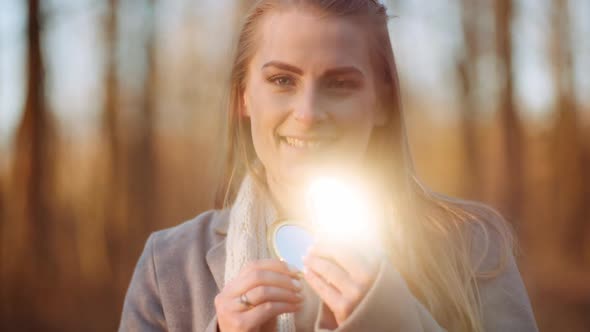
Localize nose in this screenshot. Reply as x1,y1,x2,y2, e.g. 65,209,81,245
293,84,327,126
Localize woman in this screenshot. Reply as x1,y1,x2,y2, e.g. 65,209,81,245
119,0,538,331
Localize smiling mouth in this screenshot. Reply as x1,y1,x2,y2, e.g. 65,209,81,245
280,136,334,150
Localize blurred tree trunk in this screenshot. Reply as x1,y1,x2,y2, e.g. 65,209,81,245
128,0,158,234
7,0,55,327
104,0,120,200
95,0,120,289
102,0,124,244
494,0,524,224
457,0,481,199
549,0,588,269
0,171,4,326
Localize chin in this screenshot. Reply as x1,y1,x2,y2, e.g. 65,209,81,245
278,164,316,187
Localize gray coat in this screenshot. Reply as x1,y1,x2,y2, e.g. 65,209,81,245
118,209,539,331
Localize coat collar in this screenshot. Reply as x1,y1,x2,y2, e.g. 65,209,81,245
205,209,229,290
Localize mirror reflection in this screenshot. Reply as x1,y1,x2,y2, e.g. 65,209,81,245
270,222,315,271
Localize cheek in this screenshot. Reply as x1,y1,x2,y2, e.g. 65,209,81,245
335,96,379,158
331,94,377,135
246,88,290,162
245,74,290,121
247,90,289,134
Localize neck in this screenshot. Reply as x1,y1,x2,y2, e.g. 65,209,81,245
264,172,309,222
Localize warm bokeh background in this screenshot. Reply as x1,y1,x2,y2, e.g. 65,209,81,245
1,0,589,330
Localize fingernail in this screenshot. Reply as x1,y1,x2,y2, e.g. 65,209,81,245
292,278,302,289
295,292,304,300
287,263,299,274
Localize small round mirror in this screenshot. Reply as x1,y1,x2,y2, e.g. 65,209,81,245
268,220,315,272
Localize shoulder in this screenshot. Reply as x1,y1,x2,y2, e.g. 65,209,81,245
462,200,515,276
444,201,538,330
438,195,515,275
124,209,229,330
149,208,229,261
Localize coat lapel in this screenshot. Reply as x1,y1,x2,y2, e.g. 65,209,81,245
205,210,229,290
205,239,226,291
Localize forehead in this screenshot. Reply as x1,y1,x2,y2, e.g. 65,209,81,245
252,9,373,74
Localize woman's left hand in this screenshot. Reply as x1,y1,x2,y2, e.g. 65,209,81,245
302,243,380,329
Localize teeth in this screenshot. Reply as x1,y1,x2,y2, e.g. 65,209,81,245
284,137,322,149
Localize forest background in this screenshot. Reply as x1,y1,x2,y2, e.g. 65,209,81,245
1,0,589,330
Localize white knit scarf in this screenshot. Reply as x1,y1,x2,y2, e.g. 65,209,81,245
224,175,296,332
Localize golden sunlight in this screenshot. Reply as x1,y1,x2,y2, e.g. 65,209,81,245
306,176,380,247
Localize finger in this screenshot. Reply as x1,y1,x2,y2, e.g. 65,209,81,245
303,267,341,309
230,270,302,296
243,301,301,328
304,268,357,324
309,243,378,284
303,254,356,296
240,259,299,278
246,286,303,306
310,242,375,271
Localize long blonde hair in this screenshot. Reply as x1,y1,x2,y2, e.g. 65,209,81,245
215,1,514,331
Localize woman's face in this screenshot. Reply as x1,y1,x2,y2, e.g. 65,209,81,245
243,9,386,189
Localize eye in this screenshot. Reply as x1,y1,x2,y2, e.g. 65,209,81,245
326,77,360,90
268,75,295,87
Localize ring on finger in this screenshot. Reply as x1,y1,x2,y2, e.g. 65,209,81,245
239,292,254,309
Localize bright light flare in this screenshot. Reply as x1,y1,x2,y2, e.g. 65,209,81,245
306,176,379,246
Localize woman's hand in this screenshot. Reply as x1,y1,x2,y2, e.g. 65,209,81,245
303,243,380,329
215,259,303,332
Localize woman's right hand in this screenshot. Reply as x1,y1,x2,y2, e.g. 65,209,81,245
215,259,303,332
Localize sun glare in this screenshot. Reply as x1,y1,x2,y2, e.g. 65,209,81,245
306,176,379,246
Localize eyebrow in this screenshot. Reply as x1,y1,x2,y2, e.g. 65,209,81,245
261,61,364,77
324,67,364,77
262,61,303,75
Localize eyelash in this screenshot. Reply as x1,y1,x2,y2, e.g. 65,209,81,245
326,78,360,89
268,75,295,87
266,75,361,90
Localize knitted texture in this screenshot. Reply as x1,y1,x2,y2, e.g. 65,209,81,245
224,175,296,332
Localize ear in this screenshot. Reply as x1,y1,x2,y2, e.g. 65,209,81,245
240,90,251,118
374,83,391,126
374,103,388,126
375,105,388,127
